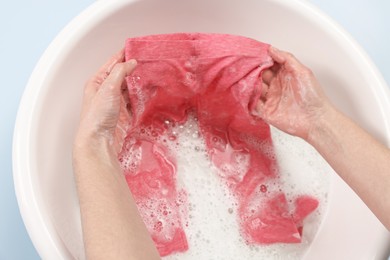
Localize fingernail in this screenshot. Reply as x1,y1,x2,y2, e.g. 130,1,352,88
128,59,137,66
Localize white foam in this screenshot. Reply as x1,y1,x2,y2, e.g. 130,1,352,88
157,118,331,260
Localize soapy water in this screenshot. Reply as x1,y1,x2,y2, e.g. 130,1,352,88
121,114,331,259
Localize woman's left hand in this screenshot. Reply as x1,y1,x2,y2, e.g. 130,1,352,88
75,50,137,156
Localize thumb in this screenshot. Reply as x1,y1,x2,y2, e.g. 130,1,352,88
253,99,266,119
91,59,137,132
99,59,137,98
252,82,268,118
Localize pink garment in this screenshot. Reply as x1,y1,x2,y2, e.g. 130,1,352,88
119,33,319,256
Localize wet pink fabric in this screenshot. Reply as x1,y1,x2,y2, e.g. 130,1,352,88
119,33,319,256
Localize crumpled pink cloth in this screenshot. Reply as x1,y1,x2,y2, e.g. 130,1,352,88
119,33,318,257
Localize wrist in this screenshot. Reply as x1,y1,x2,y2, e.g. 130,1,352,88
73,130,118,164
306,103,339,145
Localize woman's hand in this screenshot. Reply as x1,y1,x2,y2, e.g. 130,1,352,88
72,51,161,260
256,47,390,231
75,50,136,156
255,47,330,140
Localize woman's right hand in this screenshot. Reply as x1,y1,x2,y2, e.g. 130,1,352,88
255,47,331,140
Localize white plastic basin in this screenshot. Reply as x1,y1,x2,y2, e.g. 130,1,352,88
13,0,390,259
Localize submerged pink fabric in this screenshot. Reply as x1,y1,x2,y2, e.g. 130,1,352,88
119,33,319,256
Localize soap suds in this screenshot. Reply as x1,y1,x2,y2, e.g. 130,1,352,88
126,117,332,260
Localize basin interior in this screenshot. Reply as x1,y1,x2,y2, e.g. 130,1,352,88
18,0,390,259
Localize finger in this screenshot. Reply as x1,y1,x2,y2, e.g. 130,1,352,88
121,81,131,113
269,46,301,68
254,96,266,119
98,59,137,98
269,46,286,64
262,69,274,85
84,49,125,99
254,81,272,119
275,49,306,72
97,49,125,77
269,46,309,75
260,82,269,103
270,62,281,74
284,56,305,72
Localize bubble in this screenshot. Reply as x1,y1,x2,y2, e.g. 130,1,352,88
154,220,163,232
130,75,141,85
192,131,200,138
260,184,267,193
149,117,330,260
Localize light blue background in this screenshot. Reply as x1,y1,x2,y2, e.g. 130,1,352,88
0,0,389,259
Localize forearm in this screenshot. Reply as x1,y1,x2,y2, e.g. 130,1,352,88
307,105,390,229
73,137,160,260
